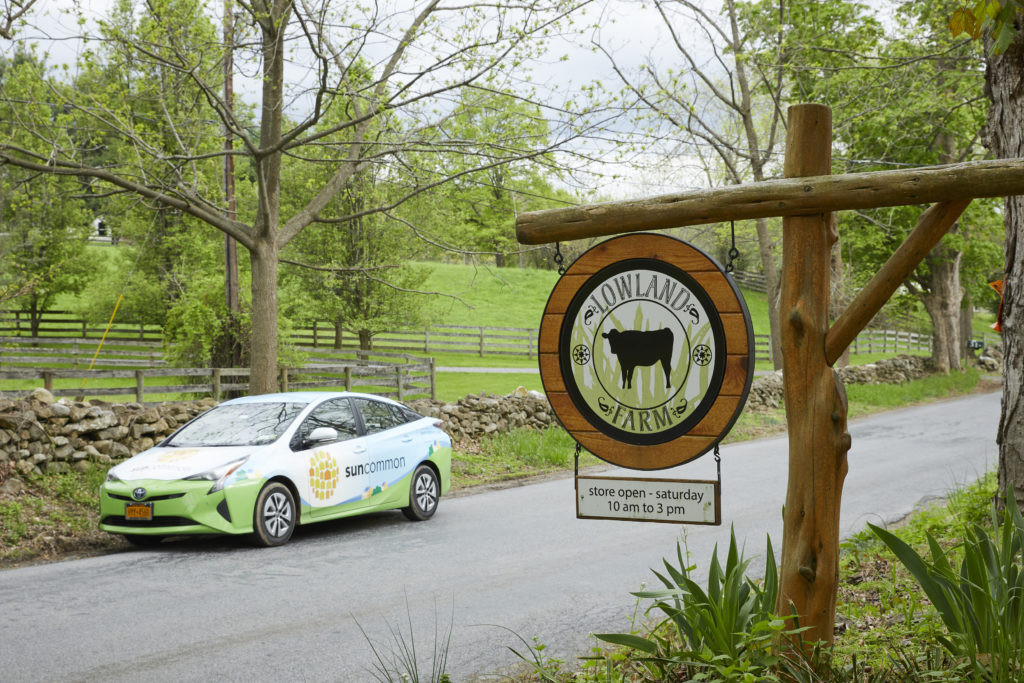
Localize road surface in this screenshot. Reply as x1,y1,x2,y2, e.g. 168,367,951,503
0,391,999,681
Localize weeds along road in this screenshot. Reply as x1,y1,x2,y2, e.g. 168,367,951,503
0,391,999,682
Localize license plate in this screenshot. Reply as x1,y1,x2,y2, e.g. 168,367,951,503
125,502,153,521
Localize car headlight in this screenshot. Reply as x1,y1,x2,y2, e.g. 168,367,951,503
183,457,249,494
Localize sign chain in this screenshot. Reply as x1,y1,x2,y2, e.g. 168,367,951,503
725,221,740,273
553,242,566,276
714,443,722,487
573,440,581,481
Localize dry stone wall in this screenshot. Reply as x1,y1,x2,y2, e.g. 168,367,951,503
0,352,1001,477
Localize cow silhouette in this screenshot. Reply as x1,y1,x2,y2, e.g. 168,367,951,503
601,328,673,389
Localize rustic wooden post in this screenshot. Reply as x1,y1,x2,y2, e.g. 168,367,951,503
280,367,289,392
135,370,145,403
344,366,352,391
776,104,851,647
43,371,53,391
211,368,222,402
396,367,404,400
429,358,436,400
479,327,485,357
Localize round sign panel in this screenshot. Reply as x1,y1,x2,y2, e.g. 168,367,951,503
539,234,754,470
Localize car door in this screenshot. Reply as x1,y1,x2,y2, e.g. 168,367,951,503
349,397,418,502
290,398,371,516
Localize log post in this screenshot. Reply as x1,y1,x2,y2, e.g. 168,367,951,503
776,104,851,647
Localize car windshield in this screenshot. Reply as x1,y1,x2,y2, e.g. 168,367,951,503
166,402,306,447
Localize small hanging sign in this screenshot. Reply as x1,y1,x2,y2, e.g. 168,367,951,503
540,233,754,471
576,475,720,525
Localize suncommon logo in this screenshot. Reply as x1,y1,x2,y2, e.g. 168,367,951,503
560,259,726,446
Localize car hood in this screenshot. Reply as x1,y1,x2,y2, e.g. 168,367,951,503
111,445,258,481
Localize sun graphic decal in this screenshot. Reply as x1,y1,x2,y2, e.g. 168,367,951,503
156,449,199,463
309,450,339,501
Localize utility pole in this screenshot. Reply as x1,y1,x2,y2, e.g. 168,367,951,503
223,0,240,367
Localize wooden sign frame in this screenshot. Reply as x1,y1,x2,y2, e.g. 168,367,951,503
539,233,755,470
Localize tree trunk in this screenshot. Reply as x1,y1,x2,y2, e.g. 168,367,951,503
919,247,964,373
987,25,1024,507
755,217,784,370
333,320,344,350
249,239,280,395
358,329,373,351
961,293,975,360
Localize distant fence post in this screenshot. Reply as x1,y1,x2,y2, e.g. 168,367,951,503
479,327,484,357
344,367,352,391
134,370,144,403
43,370,53,391
312,321,318,348
424,330,429,353
280,367,289,392
396,367,404,400
211,368,222,402
429,358,436,400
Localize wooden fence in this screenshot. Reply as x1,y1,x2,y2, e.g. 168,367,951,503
1,310,1004,365
0,310,162,342
0,337,435,403
291,323,539,357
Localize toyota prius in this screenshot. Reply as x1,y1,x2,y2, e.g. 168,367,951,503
99,392,452,547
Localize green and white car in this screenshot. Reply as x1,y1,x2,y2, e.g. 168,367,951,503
99,392,452,547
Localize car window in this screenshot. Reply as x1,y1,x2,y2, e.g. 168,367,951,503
294,398,358,447
354,398,402,435
166,402,305,447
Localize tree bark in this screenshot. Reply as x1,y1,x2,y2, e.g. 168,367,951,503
919,247,964,373
249,238,280,395
986,24,1024,507
333,320,344,350
754,217,784,369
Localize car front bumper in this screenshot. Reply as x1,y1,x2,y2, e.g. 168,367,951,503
99,476,264,537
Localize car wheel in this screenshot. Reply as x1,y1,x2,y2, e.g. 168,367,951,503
402,464,440,521
252,482,296,547
124,534,163,547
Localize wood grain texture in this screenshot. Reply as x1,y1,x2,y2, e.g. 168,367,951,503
516,158,1024,245
538,233,754,470
776,104,851,650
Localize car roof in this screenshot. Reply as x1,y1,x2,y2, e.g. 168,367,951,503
220,391,402,407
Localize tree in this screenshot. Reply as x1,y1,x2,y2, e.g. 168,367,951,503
0,0,36,40
0,51,92,333
0,0,595,393
826,1,999,373
593,0,878,370
950,2,1024,503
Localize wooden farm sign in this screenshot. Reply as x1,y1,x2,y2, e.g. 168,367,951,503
539,233,754,470
519,103,1024,650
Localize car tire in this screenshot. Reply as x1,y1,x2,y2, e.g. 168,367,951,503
252,482,296,547
402,464,440,521
124,534,163,547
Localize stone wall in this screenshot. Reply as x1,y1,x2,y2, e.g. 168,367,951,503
0,351,1000,477
0,391,217,477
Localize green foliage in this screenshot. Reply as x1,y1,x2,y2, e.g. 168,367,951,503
593,531,795,681
356,595,453,683
870,487,1024,680
950,1,1024,53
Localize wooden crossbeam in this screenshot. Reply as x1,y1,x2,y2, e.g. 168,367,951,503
515,158,1024,244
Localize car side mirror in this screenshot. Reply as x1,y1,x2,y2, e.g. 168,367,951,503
307,427,338,444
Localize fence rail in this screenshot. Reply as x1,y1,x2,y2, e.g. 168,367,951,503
1,310,1004,366
290,323,539,357
0,360,435,403
0,310,162,342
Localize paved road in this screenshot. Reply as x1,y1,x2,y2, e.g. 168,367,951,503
0,392,999,682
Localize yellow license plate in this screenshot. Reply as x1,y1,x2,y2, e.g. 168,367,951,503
125,502,153,521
